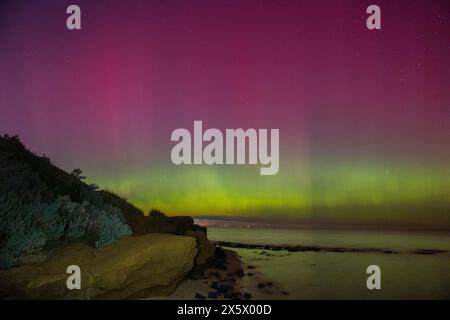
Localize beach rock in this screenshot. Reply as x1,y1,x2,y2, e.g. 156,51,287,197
234,269,245,277
0,233,197,299
195,293,206,300
212,247,228,270
224,290,241,299
223,292,233,299
413,249,446,255
211,281,219,290
185,230,216,268
218,284,232,293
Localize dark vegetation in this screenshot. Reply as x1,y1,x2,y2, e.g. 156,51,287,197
0,135,134,268
0,135,206,268
0,134,208,269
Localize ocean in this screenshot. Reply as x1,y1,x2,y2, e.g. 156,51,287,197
206,227,450,299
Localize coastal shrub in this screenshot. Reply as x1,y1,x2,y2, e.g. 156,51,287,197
0,193,132,269
0,193,49,268
62,200,91,239
94,207,133,248
0,135,134,269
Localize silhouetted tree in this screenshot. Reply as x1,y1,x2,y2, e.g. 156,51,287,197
89,183,100,191
70,168,86,180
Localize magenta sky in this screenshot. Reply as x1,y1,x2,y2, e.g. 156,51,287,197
1,0,449,227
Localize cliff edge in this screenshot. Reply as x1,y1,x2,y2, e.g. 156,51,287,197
0,233,197,299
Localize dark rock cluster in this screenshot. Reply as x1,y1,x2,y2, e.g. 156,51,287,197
211,246,228,270
213,241,423,255
125,210,206,236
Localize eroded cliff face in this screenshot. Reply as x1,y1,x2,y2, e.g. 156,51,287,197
0,233,197,299
185,230,216,268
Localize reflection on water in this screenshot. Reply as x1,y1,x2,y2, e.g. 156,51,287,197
207,227,450,299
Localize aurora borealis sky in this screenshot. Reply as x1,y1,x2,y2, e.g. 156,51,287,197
1,0,449,228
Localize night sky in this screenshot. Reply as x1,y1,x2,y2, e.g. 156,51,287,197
1,0,449,228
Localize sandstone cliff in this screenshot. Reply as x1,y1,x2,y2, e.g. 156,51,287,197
0,233,197,299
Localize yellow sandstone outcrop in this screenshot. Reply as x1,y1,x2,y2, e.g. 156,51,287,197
0,233,197,299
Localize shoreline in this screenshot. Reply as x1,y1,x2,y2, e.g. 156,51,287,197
156,246,293,300
213,241,449,256
151,248,257,300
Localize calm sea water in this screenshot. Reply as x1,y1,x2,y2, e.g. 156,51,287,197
207,227,450,299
